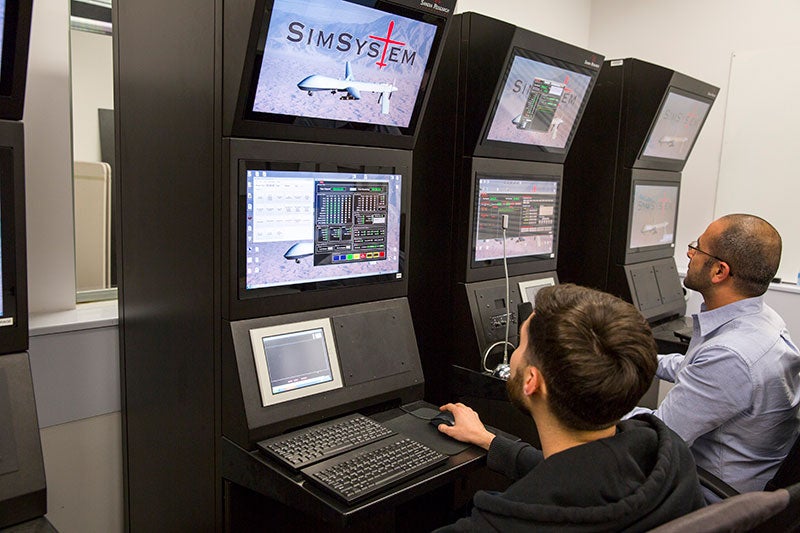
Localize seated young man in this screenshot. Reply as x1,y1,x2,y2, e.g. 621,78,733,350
435,284,705,532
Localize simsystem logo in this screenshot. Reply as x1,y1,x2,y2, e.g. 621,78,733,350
286,19,419,69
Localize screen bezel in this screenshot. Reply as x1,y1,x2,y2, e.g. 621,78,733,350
0,122,27,355
634,86,714,172
249,318,343,407
0,0,32,120
624,176,681,264
464,159,563,283
231,0,448,148
226,139,411,321
0,147,15,325
475,46,599,162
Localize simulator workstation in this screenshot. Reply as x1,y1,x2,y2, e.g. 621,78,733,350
116,0,516,530
559,58,717,353
409,13,602,429
225,0,475,526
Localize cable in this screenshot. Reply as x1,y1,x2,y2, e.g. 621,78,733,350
486,214,514,380
502,223,510,365
482,340,517,373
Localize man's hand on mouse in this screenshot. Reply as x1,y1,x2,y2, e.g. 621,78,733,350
436,403,496,450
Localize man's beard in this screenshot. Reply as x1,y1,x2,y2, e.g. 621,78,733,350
684,256,714,293
506,366,531,417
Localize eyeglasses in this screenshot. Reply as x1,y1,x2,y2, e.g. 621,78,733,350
688,240,733,276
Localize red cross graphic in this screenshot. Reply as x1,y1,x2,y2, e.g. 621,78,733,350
369,20,406,69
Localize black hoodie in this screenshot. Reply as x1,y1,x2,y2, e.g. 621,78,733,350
436,414,705,532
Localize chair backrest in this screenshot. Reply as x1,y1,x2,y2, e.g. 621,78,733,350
648,485,794,533
750,481,800,533
765,431,800,491
699,430,800,498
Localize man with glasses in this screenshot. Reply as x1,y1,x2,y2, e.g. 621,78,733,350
630,213,800,500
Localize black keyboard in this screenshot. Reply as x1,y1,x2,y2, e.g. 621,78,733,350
257,413,395,470
301,435,448,504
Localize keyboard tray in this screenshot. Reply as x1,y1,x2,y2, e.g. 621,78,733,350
257,413,395,470
301,434,448,504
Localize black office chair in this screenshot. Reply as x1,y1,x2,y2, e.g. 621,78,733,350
648,481,800,533
699,431,800,498
692,431,800,532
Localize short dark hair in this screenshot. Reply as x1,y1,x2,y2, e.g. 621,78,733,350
524,284,657,431
713,214,781,297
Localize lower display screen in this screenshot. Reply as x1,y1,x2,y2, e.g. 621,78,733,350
244,169,402,290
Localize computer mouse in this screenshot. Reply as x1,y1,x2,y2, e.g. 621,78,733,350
430,411,456,427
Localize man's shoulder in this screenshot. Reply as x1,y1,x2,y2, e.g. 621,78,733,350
691,311,794,372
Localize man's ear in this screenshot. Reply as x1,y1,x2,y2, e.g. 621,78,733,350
711,261,732,284
524,366,545,398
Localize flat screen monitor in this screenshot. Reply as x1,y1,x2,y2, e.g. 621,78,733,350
481,48,595,155
249,318,343,407
472,174,559,266
518,276,555,304
640,88,712,162
628,182,679,253
0,0,32,120
239,0,444,136
242,165,403,293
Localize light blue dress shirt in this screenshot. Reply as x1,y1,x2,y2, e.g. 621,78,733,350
630,296,800,498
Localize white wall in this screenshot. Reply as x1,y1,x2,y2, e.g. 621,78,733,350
24,0,76,313
715,47,800,281
70,29,113,163
40,412,123,533
456,0,592,49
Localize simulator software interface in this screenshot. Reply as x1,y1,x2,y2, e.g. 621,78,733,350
641,90,712,161
249,318,343,407
250,0,437,128
245,169,402,290
629,183,678,250
473,176,558,262
485,52,592,150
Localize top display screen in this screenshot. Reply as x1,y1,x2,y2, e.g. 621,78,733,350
640,89,712,162
245,0,438,130
483,49,594,153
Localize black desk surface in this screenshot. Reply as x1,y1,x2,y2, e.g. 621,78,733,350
0,517,57,533
221,404,493,527
651,316,692,355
